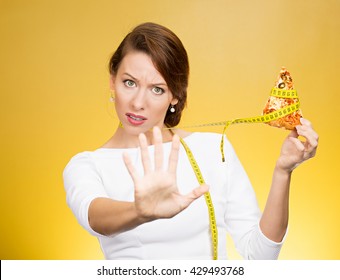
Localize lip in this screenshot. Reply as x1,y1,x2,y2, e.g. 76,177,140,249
125,113,147,126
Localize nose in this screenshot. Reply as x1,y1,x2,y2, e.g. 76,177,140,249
130,89,146,111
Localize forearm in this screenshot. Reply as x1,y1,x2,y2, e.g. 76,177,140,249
260,164,291,242
259,118,318,243
88,198,150,236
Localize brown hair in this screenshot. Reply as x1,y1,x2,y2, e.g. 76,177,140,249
109,22,189,127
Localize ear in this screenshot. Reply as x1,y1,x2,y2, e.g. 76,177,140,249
109,74,116,91
171,98,178,106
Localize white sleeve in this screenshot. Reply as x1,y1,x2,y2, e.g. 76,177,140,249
223,137,286,259
63,152,109,237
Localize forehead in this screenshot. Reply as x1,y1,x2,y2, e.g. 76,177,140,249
118,51,165,82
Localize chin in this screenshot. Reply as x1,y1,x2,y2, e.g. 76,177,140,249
122,123,152,135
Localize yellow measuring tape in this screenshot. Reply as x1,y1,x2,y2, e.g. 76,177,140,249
179,137,218,260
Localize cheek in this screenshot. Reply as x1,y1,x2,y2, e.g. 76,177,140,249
152,103,169,118
114,83,125,97
114,87,130,105
113,96,126,115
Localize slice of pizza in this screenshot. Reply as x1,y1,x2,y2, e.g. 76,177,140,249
263,67,303,130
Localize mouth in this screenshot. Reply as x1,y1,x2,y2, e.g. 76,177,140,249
125,113,147,125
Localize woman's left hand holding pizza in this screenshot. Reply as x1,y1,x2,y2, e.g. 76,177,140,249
260,118,319,242
276,118,319,173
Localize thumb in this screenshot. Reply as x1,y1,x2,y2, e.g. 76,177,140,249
186,184,209,200
288,128,299,138
178,184,210,212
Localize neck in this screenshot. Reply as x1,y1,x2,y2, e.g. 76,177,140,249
102,125,175,149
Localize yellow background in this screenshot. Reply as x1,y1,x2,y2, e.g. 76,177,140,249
1,0,339,259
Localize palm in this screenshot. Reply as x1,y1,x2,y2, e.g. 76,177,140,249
123,127,208,220
134,171,187,218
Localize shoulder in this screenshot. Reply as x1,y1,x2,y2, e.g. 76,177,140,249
63,150,110,177
63,148,132,176
65,151,92,166
63,151,94,176
62,150,112,186
65,148,124,165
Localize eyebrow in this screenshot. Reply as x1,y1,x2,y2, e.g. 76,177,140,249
123,73,139,81
122,72,167,87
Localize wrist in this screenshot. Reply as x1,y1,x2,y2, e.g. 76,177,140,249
133,204,156,225
275,161,293,177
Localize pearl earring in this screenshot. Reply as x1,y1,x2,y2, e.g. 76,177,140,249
169,105,175,113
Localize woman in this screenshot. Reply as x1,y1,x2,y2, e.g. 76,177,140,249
63,22,318,260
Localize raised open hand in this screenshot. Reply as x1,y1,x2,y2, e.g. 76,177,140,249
277,118,319,172
123,127,209,221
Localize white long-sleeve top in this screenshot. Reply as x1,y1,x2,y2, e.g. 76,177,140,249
63,132,285,259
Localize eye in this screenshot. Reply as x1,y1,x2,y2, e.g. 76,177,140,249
123,80,136,88
152,87,165,95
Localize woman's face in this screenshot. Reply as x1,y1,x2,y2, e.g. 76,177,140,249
111,51,178,136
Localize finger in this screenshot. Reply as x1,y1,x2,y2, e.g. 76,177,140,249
178,184,210,211
300,117,313,127
184,184,210,204
122,152,139,184
288,128,299,138
302,133,318,158
296,125,319,149
139,133,152,174
190,184,210,199
168,134,180,175
288,137,305,152
297,118,319,140
153,127,164,171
